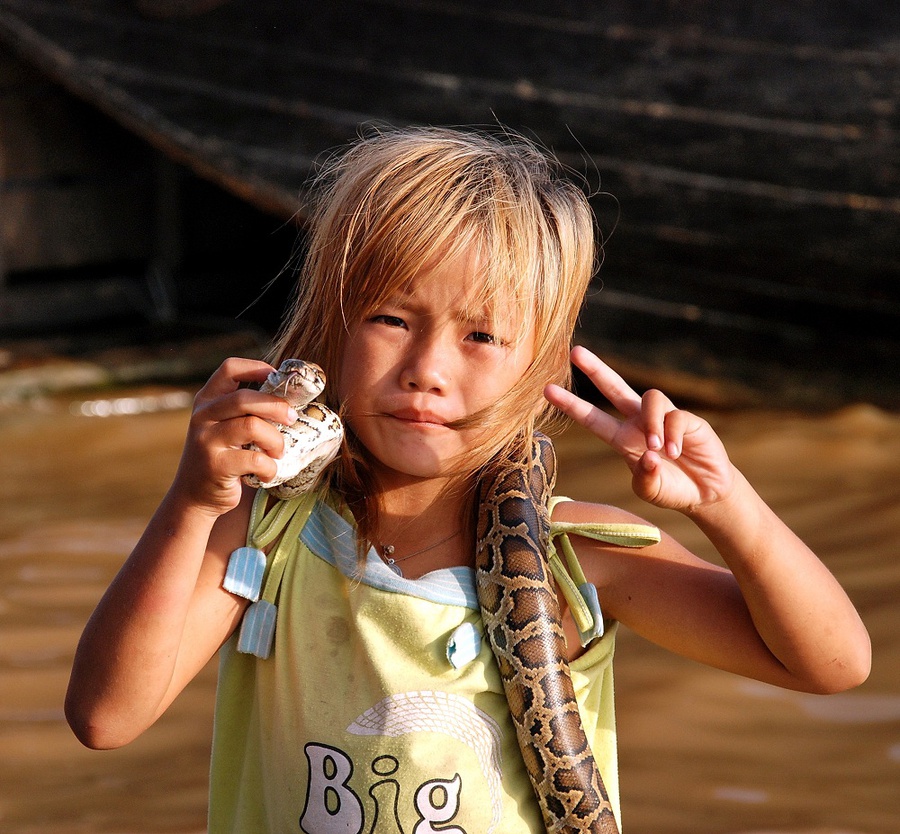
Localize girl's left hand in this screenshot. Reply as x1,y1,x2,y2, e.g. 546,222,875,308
544,346,736,512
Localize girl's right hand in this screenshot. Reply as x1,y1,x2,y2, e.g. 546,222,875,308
66,356,297,749
171,357,300,516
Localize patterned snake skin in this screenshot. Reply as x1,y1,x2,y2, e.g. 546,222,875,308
241,359,343,499
475,432,620,834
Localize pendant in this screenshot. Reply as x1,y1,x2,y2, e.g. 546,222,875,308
380,543,402,576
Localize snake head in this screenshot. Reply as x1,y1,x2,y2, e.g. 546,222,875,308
263,359,327,409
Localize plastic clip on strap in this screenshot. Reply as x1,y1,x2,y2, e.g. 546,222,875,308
223,545,266,601
223,489,317,658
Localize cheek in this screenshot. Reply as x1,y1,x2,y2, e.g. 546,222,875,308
336,334,385,408
482,349,539,416
336,331,365,401
335,356,353,402
497,345,535,391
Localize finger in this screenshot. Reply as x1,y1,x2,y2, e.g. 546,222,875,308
661,407,694,460
189,413,285,477
193,445,280,495
224,446,280,484
216,413,286,458
195,357,275,403
544,383,623,446
631,450,664,505
640,388,678,455
199,387,299,429
570,345,642,416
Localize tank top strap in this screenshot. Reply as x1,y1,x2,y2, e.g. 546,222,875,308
548,496,660,647
224,489,318,658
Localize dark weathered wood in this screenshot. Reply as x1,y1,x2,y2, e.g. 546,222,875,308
0,0,897,405
0,275,149,332
0,44,153,272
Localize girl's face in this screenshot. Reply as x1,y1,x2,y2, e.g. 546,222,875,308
338,248,535,489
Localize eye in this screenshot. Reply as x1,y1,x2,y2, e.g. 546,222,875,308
467,330,499,345
371,314,407,328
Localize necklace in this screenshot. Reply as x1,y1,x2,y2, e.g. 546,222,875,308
379,529,461,577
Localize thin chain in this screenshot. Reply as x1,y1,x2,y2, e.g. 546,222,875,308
380,529,461,575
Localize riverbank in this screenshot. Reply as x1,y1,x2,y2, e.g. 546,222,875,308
0,321,269,407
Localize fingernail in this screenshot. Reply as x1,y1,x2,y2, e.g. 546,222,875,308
286,408,299,423
647,434,662,451
667,441,680,458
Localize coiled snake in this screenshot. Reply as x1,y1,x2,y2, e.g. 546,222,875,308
253,360,618,833
241,359,343,499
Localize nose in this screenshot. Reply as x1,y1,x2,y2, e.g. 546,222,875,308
399,333,450,393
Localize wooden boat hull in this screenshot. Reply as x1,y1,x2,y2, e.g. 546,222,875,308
0,0,897,406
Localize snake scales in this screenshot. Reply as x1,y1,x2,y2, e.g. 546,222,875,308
252,360,618,833
476,432,619,834
241,359,343,499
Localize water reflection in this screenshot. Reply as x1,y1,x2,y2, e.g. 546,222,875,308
71,391,193,417
1,389,898,833
738,680,900,724
712,786,769,804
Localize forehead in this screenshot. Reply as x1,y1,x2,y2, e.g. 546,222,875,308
393,245,532,329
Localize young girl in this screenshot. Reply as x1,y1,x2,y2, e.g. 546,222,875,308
66,127,870,833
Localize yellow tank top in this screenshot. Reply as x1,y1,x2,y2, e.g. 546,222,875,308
208,491,659,833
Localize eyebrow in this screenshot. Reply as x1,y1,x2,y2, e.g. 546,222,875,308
380,280,527,336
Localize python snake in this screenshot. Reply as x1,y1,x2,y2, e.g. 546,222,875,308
254,361,618,832
475,432,620,833
241,359,343,499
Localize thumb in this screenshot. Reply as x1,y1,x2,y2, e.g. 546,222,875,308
631,451,664,505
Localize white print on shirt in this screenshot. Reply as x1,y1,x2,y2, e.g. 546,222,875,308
300,746,466,834
298,691,504,833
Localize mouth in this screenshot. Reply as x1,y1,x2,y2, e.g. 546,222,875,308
278,373,299,395
389,409,450,427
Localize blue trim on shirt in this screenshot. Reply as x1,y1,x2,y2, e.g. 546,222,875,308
301,500,479,610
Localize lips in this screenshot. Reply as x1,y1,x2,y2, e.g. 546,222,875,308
389,408,450,426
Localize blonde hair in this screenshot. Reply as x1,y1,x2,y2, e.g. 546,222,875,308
270,126,597,540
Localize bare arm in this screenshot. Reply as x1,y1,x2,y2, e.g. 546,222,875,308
546,346,871,694
65,358,296,749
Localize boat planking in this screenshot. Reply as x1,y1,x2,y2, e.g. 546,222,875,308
0,0,897,408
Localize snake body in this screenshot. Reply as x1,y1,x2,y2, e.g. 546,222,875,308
256,361,617,832
241,359,343,499
475,433,619,834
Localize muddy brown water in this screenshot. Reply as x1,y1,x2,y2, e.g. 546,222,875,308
1,388,898,833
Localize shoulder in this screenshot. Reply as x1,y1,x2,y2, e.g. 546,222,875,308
549,499,654,589
549,499,666,571
549,499,692,599
550,498,735,631
551,498,651,528
549,498,697,571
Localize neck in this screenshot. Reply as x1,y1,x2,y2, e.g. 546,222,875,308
373,475,473,558
377,470,462,517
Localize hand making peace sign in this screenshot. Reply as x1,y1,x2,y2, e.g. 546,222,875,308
544,346,737,513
